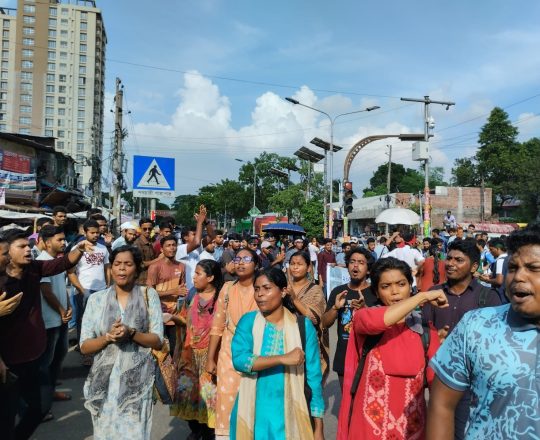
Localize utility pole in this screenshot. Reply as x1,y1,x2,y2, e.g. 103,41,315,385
385,144,392,234
480,176,485,222
386,144,392,208
112,77,124,234
400,96,455,237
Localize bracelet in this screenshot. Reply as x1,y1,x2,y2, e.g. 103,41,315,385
129,328,137,340
332,304,340,311
76,246,85,253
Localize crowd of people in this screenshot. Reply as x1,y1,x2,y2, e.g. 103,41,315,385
0,203,538,440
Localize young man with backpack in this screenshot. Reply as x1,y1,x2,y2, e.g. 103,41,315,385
423,238,501,440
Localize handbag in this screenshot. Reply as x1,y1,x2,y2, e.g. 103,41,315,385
142,287,178,404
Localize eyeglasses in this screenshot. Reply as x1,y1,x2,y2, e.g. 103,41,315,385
233,256,254,264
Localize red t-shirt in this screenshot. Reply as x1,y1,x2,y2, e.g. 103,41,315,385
419,257,447,291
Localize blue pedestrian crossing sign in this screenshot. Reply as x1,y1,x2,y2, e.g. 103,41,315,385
133,155,175,198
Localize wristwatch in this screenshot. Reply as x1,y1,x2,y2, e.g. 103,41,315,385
332,304,340,311
128,327,137,340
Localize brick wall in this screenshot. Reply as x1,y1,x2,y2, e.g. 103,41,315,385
429,186,493,228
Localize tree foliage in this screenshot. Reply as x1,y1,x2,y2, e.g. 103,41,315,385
172,194,199,226
476,107,521,206
363,163,447,196
299,199,324,238
451,157,480,187
267,184,305,218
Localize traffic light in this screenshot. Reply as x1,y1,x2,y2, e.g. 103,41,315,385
343,181,354,215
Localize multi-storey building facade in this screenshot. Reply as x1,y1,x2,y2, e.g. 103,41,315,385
0,0,106,200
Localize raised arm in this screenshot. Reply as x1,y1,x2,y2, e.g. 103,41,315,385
382,290,447,327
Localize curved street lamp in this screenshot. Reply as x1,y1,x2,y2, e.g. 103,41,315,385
285,98,380,238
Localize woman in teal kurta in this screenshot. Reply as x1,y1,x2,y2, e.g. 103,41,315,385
230,268,325,440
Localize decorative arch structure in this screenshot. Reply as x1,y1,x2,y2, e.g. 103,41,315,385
343,135,400,182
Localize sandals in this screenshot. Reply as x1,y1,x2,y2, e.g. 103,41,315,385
53,391,72,401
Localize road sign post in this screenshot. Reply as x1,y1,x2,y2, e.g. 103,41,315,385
133,155,175,199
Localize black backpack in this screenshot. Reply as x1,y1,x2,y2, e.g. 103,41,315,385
347,313,431,426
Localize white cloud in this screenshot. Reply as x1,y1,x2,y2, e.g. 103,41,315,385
516,112,540,142
119,72,495,199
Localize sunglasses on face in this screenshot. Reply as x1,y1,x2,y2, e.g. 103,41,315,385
233,256,254,264
142,227,152,231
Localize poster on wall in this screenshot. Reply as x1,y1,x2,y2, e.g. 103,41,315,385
0,151,31,174
0,170,37,191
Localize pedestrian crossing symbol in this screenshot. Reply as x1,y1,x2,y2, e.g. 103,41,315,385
136,159,170,189
133,155,175,198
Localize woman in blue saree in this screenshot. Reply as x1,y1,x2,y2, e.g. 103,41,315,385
230,267,325,440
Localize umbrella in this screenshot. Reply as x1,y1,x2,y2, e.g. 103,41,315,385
262,223,305,235
375,208,420,225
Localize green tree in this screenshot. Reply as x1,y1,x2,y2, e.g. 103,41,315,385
300,199,324,238
267,184,305,217
297,160,325,202
429,166,448,187
476,107,520,207
451,157,480,186
238,152,299,213
197,179,250,221
514,137,540,220
363,162,445,195
364,162,408,195
172,194,199,226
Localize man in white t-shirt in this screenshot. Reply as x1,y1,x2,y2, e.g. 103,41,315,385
479,237,508,302
382,232,424,288
111,221,138,251
37,225,72,415
67,219,110,354
199,236,216,261
175,205,212,290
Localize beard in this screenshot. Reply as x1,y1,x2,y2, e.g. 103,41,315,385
349,276,362,286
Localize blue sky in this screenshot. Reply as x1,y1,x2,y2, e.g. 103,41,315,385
6,0,540,199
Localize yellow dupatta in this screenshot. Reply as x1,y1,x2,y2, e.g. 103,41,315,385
235,308,314,440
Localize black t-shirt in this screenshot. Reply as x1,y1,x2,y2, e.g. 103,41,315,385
325,283,378,375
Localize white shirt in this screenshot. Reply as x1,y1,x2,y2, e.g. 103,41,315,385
111,236,126,250
383,245,425,287
175,243,202,289
308,243,319,261
384,245,424,268
199,250,216,261
76,243,109,291
37,250,68,329
495,253,508,275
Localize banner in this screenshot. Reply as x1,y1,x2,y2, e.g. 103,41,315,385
0,170,37,191
326,265,351,299
0,150,31,174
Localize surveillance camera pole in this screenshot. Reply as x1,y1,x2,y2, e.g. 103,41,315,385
400,96,455,237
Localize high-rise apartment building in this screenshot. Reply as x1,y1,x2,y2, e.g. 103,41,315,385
0,0,106,199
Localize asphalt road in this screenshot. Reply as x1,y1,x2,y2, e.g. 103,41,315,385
32,329,341,439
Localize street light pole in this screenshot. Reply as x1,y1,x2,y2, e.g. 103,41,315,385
285,98,380,238
400,96,455,237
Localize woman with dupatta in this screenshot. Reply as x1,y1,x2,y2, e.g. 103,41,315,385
80,246,163,440
287,250,330,383
230,268,325,440
171,259,223,440
206,248,260,439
